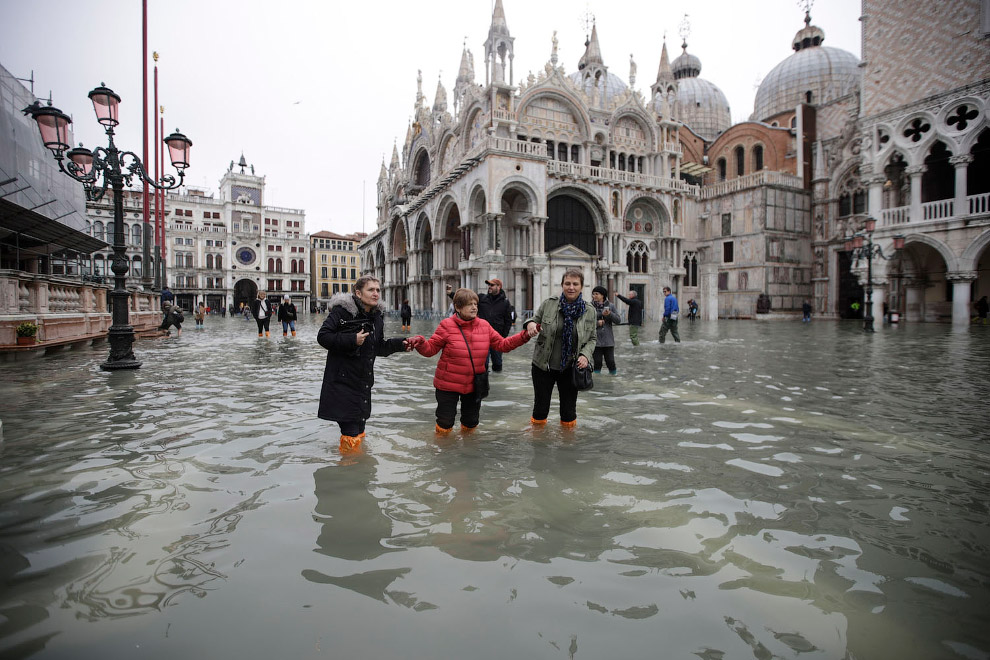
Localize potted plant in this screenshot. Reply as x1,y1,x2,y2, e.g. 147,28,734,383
15,322,38,346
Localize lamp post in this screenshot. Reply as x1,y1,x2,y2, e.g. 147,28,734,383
24,84,192,370
844,217,905,333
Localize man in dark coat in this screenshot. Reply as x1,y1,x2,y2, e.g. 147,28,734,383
317,276,416,453
478,278,515,372
615,290,643,345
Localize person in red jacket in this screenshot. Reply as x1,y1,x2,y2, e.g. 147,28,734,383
410,288,531,433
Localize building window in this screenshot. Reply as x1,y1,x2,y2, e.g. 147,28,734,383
723,241,734,263
350,268,356,279
721,213,732,237
625,240,650,274
321,283,329,297
342,283,348,292
333,283,340,294
753,145,764,171
321,267,328,278
735,146,745,176
718,272,728,290
332,267,338,279
717,158,726,181
321,254,327,263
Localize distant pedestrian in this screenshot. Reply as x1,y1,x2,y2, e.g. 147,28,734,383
194,302,206,328
591,286,621,375
659,286,680,343
802,299,812,323
523,269,597,428
400,299,412,332
158,301,183,337
478,278,515,373
252,291,272,337
615,290,643,345
160,285,174,308
687,299,699,320
278,294,298,337
974,296,989,325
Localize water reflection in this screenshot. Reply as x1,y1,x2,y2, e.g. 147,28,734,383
0,316,988,659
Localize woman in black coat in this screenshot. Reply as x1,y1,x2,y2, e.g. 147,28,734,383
317,276,415,453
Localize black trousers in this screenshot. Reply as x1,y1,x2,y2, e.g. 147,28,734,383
255,316,271,333
592,346,615,371
436,389,482,429
338,419,366,436
531,364,578,423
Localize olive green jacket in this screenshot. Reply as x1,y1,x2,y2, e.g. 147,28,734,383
524,296,597,372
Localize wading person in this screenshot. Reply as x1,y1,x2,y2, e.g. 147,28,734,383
615,290,643,346
194,302,206,328
591,286,621,375
400,299,412,332
523,269,597,428
158,301,183,337
278,294,298,337
317,276,416,453
478,278,515,373
659,286,680,343
252,291,272,337
410,288,530,434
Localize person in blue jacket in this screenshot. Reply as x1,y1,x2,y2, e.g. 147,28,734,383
659,286,680,343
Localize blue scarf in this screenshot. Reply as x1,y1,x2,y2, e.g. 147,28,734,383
559,294,586,369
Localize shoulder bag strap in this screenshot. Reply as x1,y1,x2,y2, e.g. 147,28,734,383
456,325,479,375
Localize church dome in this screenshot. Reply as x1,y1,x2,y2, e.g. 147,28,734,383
752,15,861,122
659,42,731,141
568,70,629,103
670,78,732,140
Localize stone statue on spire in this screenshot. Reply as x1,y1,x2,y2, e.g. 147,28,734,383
551,30,559,66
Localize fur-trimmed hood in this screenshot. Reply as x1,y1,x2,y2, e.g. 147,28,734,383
329,292,385,316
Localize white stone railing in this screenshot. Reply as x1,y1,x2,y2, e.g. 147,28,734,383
492,109,513,122
880,205,910,226
488,137,547,156
700,170,804,198
661,141,682,154
547,160,698,193
968,192,990,215
922,199,954,221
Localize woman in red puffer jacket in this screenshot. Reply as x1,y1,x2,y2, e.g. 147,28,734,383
409,288,530,433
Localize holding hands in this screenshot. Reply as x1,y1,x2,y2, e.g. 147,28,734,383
404,335,426,351
524,321,541,338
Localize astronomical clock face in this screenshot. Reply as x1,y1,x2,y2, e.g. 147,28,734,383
236,247,256,265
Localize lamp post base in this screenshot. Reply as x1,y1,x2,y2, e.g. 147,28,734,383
863,315,876,333
100,326,142,371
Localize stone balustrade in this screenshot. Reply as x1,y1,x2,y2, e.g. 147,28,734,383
0,270,162,349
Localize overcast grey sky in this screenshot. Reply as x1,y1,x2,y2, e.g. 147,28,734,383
0,0,860,236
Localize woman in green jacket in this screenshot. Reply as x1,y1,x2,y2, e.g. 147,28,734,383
522,269,597,427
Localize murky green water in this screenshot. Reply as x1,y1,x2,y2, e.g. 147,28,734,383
1,315,988,659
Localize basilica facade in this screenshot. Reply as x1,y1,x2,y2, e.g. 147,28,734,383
361,0,989,324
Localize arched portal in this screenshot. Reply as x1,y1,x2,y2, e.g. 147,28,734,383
546,195,597,256
233,279,258,314
922,141,954,202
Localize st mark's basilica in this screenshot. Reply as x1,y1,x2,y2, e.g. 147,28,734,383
361,0,990,323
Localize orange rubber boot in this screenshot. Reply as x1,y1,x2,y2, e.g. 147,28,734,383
265,331,270,337
560,419,577,428
291,330,296,337
340,433,364,453
435,423,453,434
530,417,547,426
461,424,476,433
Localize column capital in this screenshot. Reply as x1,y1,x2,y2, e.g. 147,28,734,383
946,270,977,283
949,154,974,167
866,174,887,186
905,164,927,176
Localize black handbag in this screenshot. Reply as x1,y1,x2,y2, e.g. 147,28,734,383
571,362,594,391
457,325,490,403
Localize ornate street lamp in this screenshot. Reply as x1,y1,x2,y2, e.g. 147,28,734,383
845,216,905,333
24,84,192,370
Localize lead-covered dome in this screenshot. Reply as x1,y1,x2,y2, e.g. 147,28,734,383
752,14,861,122
568,70,629,103
661,41,731,141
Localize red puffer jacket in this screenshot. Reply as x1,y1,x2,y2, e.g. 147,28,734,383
415,314,530,393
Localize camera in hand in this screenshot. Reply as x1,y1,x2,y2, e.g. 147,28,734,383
337,318,374,335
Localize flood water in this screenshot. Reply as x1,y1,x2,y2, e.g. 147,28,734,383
1,314,988,660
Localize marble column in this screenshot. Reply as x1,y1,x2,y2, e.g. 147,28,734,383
950,155,973,217
906,165,926,224
867,175,885,221
948,272,976,326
